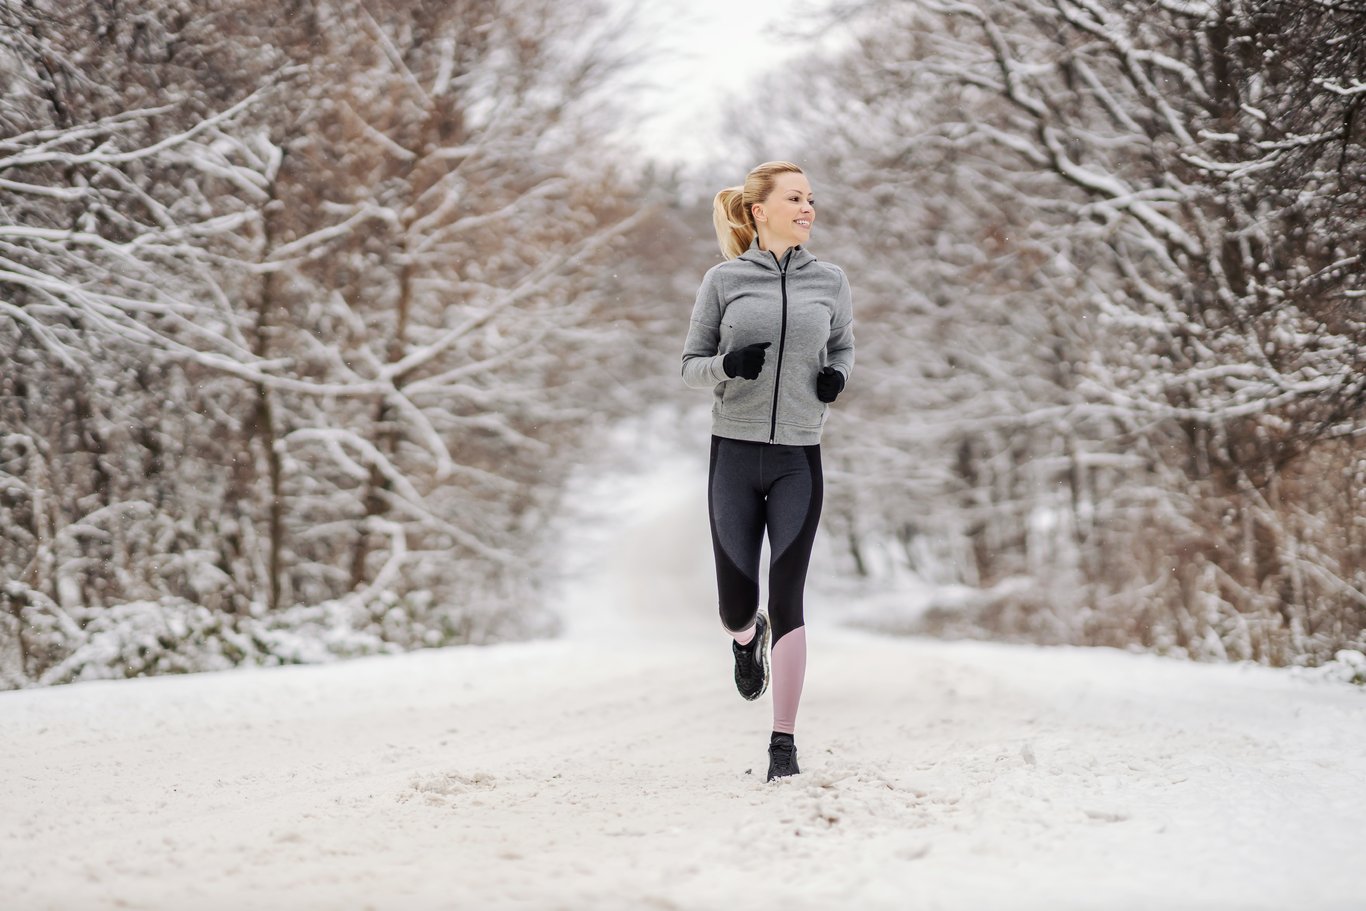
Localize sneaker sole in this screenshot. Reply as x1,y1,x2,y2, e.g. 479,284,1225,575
745,614,772,702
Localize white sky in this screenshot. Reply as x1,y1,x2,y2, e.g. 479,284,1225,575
616,0,823,165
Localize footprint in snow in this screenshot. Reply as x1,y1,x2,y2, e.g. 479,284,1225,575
401,771,497,806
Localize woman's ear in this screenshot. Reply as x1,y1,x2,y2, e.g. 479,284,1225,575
751,203,766,224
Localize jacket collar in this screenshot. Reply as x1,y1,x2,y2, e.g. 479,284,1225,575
738,236,816,272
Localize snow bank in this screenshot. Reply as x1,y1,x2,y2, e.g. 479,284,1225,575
3,631,1364,910
3,436,1364,910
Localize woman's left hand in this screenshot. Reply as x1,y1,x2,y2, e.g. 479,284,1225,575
815,366,845,403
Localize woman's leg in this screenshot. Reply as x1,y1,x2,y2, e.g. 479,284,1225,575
762,444,823,735
707,436,766,638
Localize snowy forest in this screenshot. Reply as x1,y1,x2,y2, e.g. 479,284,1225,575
1,0,1362,688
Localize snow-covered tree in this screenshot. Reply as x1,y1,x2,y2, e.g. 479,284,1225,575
1,0,662,686
727,0,1364,663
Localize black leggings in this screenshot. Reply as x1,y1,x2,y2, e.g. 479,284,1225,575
707,436,823,645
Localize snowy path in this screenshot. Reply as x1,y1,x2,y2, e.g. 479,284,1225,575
3,457,1365,910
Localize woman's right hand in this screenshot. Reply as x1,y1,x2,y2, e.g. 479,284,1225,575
722,342,771,380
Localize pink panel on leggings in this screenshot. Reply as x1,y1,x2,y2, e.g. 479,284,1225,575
771,626,807,735
730,623,756,647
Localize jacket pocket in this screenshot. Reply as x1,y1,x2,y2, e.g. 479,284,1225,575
719,375,771,425
780,367,828,430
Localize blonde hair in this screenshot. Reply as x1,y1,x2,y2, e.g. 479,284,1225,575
712,161,805,260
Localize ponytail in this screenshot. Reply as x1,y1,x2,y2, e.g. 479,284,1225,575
712,186,754,261
711,161,805,260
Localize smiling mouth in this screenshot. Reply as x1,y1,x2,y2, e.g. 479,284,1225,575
795,220,811,228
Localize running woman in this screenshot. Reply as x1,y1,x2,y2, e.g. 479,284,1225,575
680,161,855,781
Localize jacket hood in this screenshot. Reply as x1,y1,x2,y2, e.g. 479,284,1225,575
737,237,817,273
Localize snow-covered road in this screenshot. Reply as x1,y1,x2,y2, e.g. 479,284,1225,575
3,455,1364,910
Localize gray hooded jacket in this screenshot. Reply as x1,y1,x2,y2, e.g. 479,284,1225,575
681,239,855,445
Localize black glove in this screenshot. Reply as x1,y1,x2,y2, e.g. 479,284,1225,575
816,366,845,403
723,342,771,380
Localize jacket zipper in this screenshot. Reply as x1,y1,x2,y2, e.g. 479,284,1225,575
768,250,789,443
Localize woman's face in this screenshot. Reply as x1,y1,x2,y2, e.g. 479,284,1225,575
753,172,815,250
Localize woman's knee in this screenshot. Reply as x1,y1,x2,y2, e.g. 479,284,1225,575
718,589,759,633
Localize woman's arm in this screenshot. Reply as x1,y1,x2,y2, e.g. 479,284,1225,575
681,269,730,388
826,267,855,382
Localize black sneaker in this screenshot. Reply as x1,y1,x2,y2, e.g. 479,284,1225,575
767,732,799,781
732,613,771,701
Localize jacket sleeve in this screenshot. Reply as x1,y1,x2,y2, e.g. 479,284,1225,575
827,267,855,382
681,268,730,388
